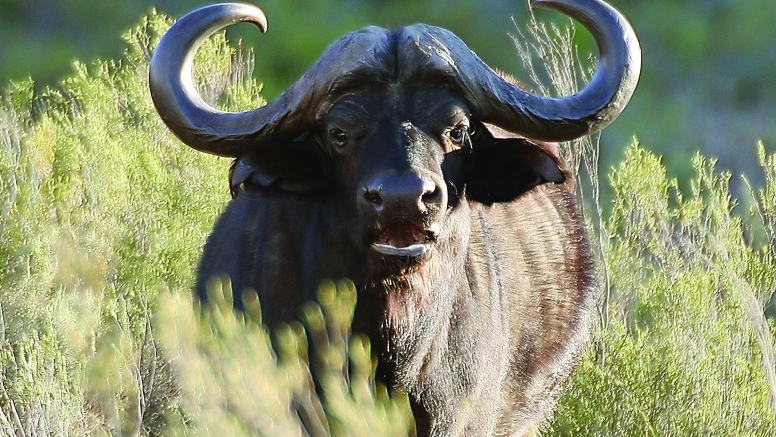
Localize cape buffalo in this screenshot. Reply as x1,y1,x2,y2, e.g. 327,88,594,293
149,1,640,435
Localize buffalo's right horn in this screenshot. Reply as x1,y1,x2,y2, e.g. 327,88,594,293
149,3,389,157
402,0,641,142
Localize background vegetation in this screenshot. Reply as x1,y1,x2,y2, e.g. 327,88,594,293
0,3,775,436
0,0,774,195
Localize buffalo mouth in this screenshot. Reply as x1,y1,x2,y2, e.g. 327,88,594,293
370,222,438,257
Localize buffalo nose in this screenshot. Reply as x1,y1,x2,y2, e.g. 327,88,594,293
362,172,442,213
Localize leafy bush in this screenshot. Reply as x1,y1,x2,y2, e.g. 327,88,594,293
548,144,776,435
0,9,775,437
0,10,229,435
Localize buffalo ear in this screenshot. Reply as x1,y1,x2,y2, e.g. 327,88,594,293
465,137,566,205
230,138,325,197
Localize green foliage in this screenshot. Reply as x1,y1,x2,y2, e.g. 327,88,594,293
1,8,776,437
154,279,414,436
0,10,232,435
752,142,776,250
3,0,776,195
547,143,776,435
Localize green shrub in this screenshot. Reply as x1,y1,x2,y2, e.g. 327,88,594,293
154,279,414,436
548,144,776,435
0,10,229,435
0,9,774,437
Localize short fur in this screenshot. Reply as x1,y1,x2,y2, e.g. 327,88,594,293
196,27,595,436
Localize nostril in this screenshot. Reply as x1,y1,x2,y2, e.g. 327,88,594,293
421,185,442,204
363,187,383,205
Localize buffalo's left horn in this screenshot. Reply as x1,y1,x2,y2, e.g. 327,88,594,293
149,3,389,157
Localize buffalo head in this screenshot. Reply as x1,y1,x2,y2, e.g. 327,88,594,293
149,0,638,279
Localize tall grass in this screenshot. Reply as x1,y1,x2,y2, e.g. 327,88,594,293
549,146,776,435
0,9,774,437
0,10,230,435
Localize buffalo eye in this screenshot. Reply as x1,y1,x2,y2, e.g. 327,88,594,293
329,128,349,147
447,123,471,148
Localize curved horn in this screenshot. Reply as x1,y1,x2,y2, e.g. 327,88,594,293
408,0,641,141
149,3,389,157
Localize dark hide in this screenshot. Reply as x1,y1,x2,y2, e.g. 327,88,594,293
196,29,595,437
